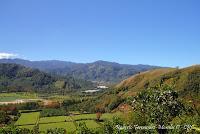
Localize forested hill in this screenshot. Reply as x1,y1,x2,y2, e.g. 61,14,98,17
0,63,94,93
0,59,162,83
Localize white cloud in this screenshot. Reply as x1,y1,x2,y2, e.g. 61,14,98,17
0,52,18,59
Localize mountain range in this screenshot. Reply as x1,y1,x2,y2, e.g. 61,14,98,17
0,59,162,83
0,63,94,93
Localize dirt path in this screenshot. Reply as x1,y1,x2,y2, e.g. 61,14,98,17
0,99,44,105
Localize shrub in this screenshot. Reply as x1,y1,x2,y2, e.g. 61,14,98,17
46,128,66,134
40,108,68,117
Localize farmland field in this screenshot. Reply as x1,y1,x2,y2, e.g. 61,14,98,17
77,120,101,128
39,122,76,133
18,125,35,130
15,112,40,126
39,116,72,124
101,112,122,120
16,112,121,132
0,93,38,102
71,113,96,120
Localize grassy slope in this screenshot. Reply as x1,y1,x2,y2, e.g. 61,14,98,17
116,65,200,97
39,116,72,124
15,112,40,126
39,122,76,132
116,68,175,96
97,65,200,110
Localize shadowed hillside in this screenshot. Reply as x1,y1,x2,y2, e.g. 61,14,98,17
0,59,162,83
0,63,94,93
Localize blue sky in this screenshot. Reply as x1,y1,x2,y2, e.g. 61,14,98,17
0,0,199,67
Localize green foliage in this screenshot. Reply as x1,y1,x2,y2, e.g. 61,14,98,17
108,97,124,111
0,111,11,124
0,126,67,134
62,99,79,109
46,128,66,134
133,85,184,126
20,102,40,110
185,69,200,94
54,81,66,89
0,63,94,93
76,122,94,134
0,126,31,134
170,114,200,134
103,117,130,134
40,109,68,117
0,59,159,83
15,112,40,126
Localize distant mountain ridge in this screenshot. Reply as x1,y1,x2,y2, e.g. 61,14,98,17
0,59,162,83
0,63,94,93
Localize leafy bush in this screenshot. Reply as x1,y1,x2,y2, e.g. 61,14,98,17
0,111,11,124
40,108,68,117
0,127,31,134
108,97,124,111
20,102,40,110
46,128,66,134
76,122,95,134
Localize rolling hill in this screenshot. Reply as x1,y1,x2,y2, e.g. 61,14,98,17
0,59,162,83
0,63,94,93
115,65,200,97
95,65,200,112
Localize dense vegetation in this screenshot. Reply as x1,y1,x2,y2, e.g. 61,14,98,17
0,59,161,83
0,65,199,133
0,63,94,93
1,84,199,134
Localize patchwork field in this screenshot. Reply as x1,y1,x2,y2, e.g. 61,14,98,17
15,112,121,133
18,125,35,130
15,112,40,126
77,120,101,128
39,122,76,133
39,116,72,124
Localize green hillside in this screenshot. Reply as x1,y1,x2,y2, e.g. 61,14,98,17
0,63,94,93
96,65,200,112
0,59,162,83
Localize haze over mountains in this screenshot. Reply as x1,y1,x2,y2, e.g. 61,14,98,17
0,59,162,83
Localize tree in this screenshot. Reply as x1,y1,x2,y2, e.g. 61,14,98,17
22,102,40,110
46,128,66,134
0,111,11,125
96,112,102,121
76,122,94,134
0,126,31,134
132,84,185,134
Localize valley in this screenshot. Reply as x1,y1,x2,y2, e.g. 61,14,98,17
1,0,199,133
0,63,199,134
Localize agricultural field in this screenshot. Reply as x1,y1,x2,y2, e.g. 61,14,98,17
15,111,121,133
0,93,38,102
15,112,40,126
39,116,72,124
77,120,101,129
71,113,96,120
39,122,76,133
18,125,35,130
